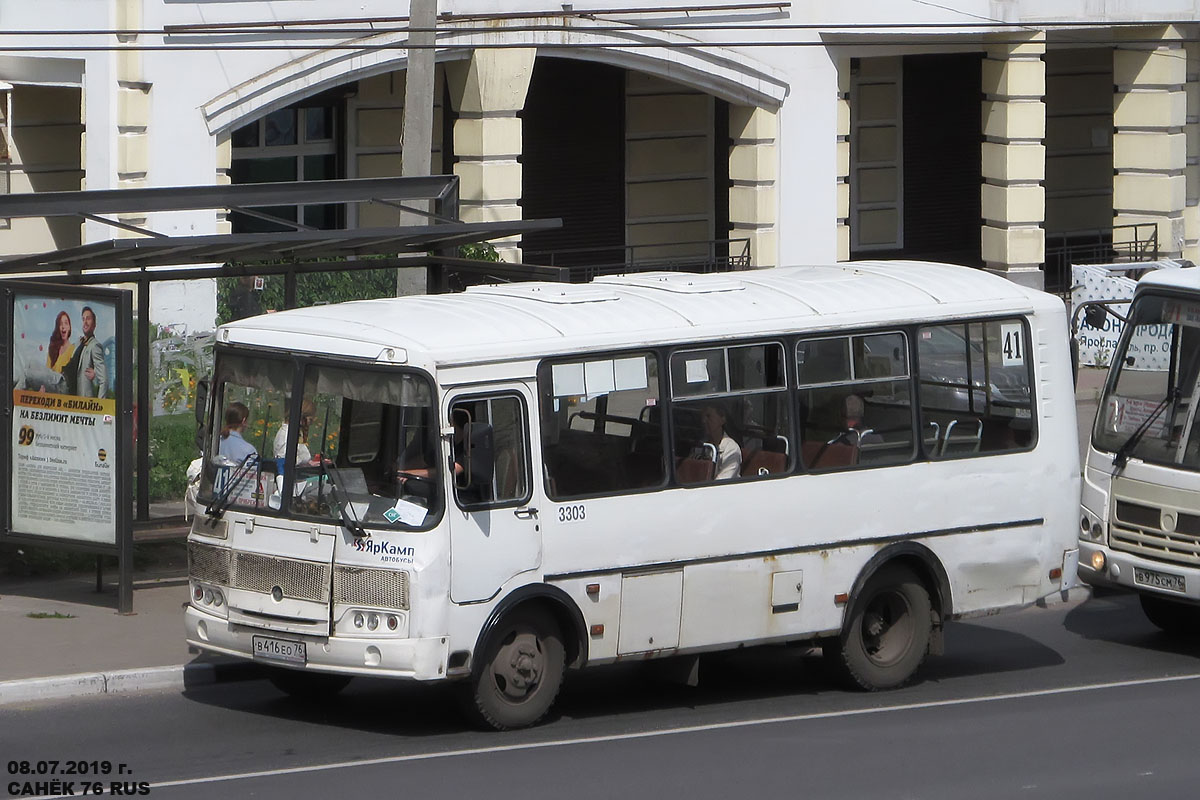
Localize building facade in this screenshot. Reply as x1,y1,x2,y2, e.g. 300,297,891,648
0,1,1197,331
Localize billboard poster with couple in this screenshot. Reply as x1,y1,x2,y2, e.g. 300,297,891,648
9,292,120,545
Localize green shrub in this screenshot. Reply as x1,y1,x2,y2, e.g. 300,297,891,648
148,413,199,501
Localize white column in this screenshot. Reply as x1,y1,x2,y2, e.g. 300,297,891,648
1184,35,1199,263
115,0,150,235
981,32,1046,289
1113,26,1187,260
836,59,850,261
446,50,535,263
728,105,777,268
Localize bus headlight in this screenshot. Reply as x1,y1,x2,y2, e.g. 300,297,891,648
1091,551,1107,571
190,582,228,619
338,609,407,637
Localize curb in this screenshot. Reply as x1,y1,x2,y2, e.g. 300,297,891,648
0,660,262,707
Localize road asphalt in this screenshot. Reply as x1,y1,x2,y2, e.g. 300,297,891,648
0,367,1113,707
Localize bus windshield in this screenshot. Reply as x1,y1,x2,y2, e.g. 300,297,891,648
199,351,442,529
1093,293,1200,468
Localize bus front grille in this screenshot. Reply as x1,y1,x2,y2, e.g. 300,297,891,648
231,552,331,603
188,541,232,585
333,566,410,610
1111,500,1200,567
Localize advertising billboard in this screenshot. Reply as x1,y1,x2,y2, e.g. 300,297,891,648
3,283,131,553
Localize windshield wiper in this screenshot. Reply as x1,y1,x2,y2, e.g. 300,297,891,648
319,460,368,539
1113,387,1178,471
205,454,259,519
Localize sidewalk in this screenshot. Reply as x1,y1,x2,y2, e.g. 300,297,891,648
0,369,1111,706
0,553,259,705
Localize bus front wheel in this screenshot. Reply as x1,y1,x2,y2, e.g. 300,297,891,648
463,606,565,731
1140,594,1200,635
824,564,932,691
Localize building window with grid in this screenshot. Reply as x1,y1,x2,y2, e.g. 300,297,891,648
230,101,341,232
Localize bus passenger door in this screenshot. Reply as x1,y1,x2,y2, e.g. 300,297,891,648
446,387,542,604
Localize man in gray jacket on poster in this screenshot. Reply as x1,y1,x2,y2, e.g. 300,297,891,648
70,305,108,398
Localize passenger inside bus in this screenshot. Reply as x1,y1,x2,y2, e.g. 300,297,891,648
701,403,742,480
273,398,323,466
218,402,257,463
843,394,882,445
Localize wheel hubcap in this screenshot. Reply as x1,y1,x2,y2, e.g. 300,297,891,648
861,590,914,667
493,631,544,700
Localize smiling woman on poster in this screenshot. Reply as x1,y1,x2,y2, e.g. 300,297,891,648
44,311,76,393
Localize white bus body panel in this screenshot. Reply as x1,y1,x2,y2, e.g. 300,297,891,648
190,262,1080,680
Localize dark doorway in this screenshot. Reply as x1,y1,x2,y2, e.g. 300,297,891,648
901,53,983,265
521,58,625,267
854,53,983,266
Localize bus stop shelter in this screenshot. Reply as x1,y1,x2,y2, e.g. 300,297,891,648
0,175,563,611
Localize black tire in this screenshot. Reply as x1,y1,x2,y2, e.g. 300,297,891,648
1139,594,1200,635
266,666,352,700
462,606,565,731
824,564,932,691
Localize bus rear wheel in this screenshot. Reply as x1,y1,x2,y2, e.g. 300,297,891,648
266,667,352,700
824,564,932,691
463,606,565,731
1140,594,1200,635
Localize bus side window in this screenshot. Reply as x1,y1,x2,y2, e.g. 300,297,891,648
916,320,1036,459
538,353,664,499
797,332,915,471
668,342,792,483
452,395,530,508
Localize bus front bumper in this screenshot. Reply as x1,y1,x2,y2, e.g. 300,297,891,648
1078,542,1200,603
185,605,449,681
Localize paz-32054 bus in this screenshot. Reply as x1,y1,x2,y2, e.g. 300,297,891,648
186,261,1080,729
1079,267,1200,631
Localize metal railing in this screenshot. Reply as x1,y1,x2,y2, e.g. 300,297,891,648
1044,223,1159,295
523,238,752,283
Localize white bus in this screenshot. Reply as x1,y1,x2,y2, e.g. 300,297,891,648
186,261,1080,729
1079,267,1200,631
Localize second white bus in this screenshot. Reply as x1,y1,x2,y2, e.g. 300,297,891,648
1079,267,1200,631
186,261,1080,729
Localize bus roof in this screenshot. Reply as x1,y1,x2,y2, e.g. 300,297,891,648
1136,265,1200,293
221,260,1055,366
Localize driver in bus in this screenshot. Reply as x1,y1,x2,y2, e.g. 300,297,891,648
395,414,466,498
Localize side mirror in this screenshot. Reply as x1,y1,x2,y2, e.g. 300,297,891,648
195,379,210,425
1083,305,1108,330
194,378,210,453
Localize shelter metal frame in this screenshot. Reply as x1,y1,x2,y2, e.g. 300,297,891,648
0,176,564,575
